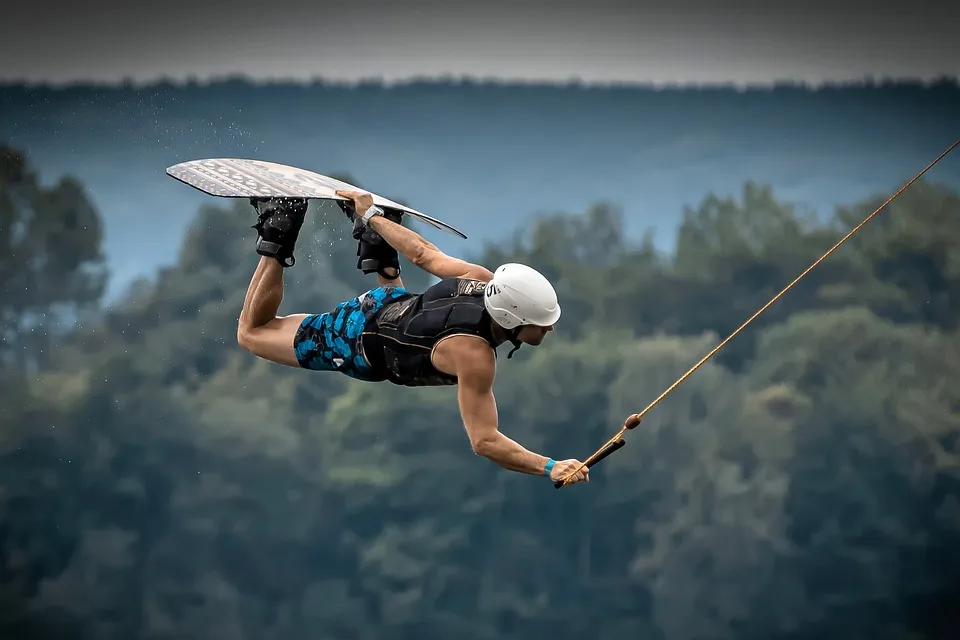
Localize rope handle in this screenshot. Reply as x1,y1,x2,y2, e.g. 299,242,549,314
554,138,960,489
553,414,642,488
553,428,631,488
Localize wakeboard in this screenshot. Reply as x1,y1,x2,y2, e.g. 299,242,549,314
165,158,467,239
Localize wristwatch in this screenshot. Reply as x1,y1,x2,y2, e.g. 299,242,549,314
361,204,384,224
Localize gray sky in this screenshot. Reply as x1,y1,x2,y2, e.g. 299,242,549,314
2,0,958,85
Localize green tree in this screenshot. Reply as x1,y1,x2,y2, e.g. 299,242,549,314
3,145,960,640
0,145,107,373
831,180,960,328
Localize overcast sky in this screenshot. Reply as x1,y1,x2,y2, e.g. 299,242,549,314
2,0,958,86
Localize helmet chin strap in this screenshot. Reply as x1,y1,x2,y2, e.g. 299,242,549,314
505,327,523,359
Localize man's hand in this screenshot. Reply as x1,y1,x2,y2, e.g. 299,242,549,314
335,189,375,216
550,459,589,486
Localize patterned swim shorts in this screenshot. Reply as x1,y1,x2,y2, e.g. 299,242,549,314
293,285,412,381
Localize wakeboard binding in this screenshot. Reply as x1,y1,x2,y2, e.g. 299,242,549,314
337,200,403,280
251,197,308,268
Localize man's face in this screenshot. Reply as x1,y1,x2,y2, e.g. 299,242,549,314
517,323,554,345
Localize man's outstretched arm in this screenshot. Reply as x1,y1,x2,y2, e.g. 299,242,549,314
452,340,590,484
335,190,493,281
371,214,493,281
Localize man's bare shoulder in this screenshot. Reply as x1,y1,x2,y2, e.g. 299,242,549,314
434,334,496,384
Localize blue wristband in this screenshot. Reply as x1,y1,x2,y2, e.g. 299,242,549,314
543,458,556,477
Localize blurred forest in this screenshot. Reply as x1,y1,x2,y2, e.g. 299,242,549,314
2,141,959,639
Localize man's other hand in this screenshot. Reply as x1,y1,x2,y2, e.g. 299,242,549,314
550,459,589,486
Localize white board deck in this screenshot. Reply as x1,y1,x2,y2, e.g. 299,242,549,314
166,158,467,239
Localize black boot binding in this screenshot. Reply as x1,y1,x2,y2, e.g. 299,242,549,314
251,197,308,267
357,238,402,280
337,201,403,280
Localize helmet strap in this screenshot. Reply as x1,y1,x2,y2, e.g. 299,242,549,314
505,327,523,359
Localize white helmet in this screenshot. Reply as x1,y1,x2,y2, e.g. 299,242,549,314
484,263,561,330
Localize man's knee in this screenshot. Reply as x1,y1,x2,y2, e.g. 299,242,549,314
236,322,272,357
237,326,256,354
236,315,309,368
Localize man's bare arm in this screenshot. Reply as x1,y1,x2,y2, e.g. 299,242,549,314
366,215,494,281
334,189,492,281
453,341,554,475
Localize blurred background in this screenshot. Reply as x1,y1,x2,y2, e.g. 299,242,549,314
2,1,959,638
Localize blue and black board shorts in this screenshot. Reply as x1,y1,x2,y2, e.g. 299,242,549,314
293,285,412,381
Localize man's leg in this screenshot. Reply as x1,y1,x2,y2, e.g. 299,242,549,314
237,256,307,368
236,197,310,368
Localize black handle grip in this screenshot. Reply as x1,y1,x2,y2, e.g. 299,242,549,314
553,439,626,488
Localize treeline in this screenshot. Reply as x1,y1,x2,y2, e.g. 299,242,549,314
2,143,959,639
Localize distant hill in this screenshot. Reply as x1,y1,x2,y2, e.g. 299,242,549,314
2,78,958,300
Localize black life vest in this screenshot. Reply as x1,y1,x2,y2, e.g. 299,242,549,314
360,277,499,387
